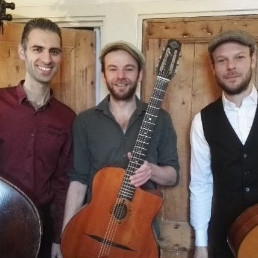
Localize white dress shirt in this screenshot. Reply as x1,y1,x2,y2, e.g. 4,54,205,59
189,86,258,246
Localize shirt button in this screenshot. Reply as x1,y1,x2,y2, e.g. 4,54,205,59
245,187,250,192
244,170,250,176
243,153,248,158
30,133,35,137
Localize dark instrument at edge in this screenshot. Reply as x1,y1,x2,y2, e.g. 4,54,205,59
0,176,42,258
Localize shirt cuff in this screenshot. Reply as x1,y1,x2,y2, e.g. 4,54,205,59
195,229,208,246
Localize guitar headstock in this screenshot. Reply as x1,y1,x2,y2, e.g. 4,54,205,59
156,39,181,80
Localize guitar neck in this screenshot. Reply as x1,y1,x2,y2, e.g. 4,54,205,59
118,76,171,201
118,38,181,201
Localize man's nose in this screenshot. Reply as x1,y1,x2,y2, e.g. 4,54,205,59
41,51,52,63
117,69,125,78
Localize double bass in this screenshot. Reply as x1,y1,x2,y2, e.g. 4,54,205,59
0,176,42,258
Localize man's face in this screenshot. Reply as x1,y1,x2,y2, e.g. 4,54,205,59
18,28,62,85
212,42,256,96
102,49,142,101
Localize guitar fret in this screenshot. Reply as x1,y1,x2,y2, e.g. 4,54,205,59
154,86,166,92
144,121,155,126
145,112,157,117
150,96,163,102
132,152,146,158
147,105,159,110
129,164,144,170
138,133,151,138
157,75,170,82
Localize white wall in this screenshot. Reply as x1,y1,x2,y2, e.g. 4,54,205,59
9,0,258,99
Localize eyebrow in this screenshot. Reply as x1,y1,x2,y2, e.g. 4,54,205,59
30,45,62,52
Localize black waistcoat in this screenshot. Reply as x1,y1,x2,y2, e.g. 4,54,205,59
201,97,258,257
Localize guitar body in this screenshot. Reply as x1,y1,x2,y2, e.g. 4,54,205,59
0,176,42,258
61,167,163,258
228,204,258,258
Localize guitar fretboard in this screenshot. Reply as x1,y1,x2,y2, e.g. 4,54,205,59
118,76,171,201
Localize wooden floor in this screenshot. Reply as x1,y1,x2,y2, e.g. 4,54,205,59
160,248,193,258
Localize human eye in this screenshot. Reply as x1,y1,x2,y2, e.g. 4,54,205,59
215,57,226,64
235,55,245,61
50,48,62,56
125,65,136,72
32,46,42,53
107,66,117,72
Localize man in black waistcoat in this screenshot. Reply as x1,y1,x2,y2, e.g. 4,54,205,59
189,30,258,258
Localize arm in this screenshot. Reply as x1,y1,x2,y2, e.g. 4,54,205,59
62,181,87,231
189,113,213,257
62,114,91,230
130,162,177,187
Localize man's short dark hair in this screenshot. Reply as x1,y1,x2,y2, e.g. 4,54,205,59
21,18,62,49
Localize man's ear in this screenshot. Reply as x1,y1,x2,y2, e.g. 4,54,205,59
101,72,106,84
18,44,25,60
209,60,216,76
251,51,256,69
138,69,143,83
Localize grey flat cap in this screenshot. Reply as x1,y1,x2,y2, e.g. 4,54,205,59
99,40,145,69
208,30,256,54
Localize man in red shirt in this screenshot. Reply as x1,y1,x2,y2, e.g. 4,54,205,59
0,18,76,258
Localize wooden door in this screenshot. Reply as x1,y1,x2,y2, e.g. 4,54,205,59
142,15,258,258
0,22,95,114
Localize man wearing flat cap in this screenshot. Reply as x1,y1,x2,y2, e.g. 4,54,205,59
190,30,258,258
61,41,179,255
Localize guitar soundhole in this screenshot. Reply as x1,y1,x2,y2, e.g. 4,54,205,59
113,203,127,221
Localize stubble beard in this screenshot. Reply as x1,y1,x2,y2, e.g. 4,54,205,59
215,68,252,96
107,81,138,101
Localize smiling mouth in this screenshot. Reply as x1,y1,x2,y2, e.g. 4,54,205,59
38,65,52,72
115,83,128,87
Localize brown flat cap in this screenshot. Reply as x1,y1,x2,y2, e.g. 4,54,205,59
208,30,256,54
99,40,145,69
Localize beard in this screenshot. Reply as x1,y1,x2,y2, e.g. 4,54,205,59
215,68,252,96
107,84,137,101
106,78,139,101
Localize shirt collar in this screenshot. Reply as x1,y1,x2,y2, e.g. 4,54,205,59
17,80,54,106
95,94,147,115
16,80,27,104
222,85,257,109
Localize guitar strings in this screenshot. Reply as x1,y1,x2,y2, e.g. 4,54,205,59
97,78,169,257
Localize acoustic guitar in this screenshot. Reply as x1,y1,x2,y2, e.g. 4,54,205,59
0,176,42,258
61,39,181,258
228,204,258,258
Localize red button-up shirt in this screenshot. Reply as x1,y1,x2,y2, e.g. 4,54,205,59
0,81,76,242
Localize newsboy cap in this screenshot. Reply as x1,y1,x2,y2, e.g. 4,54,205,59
99,40,145,70
208,30,256,55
